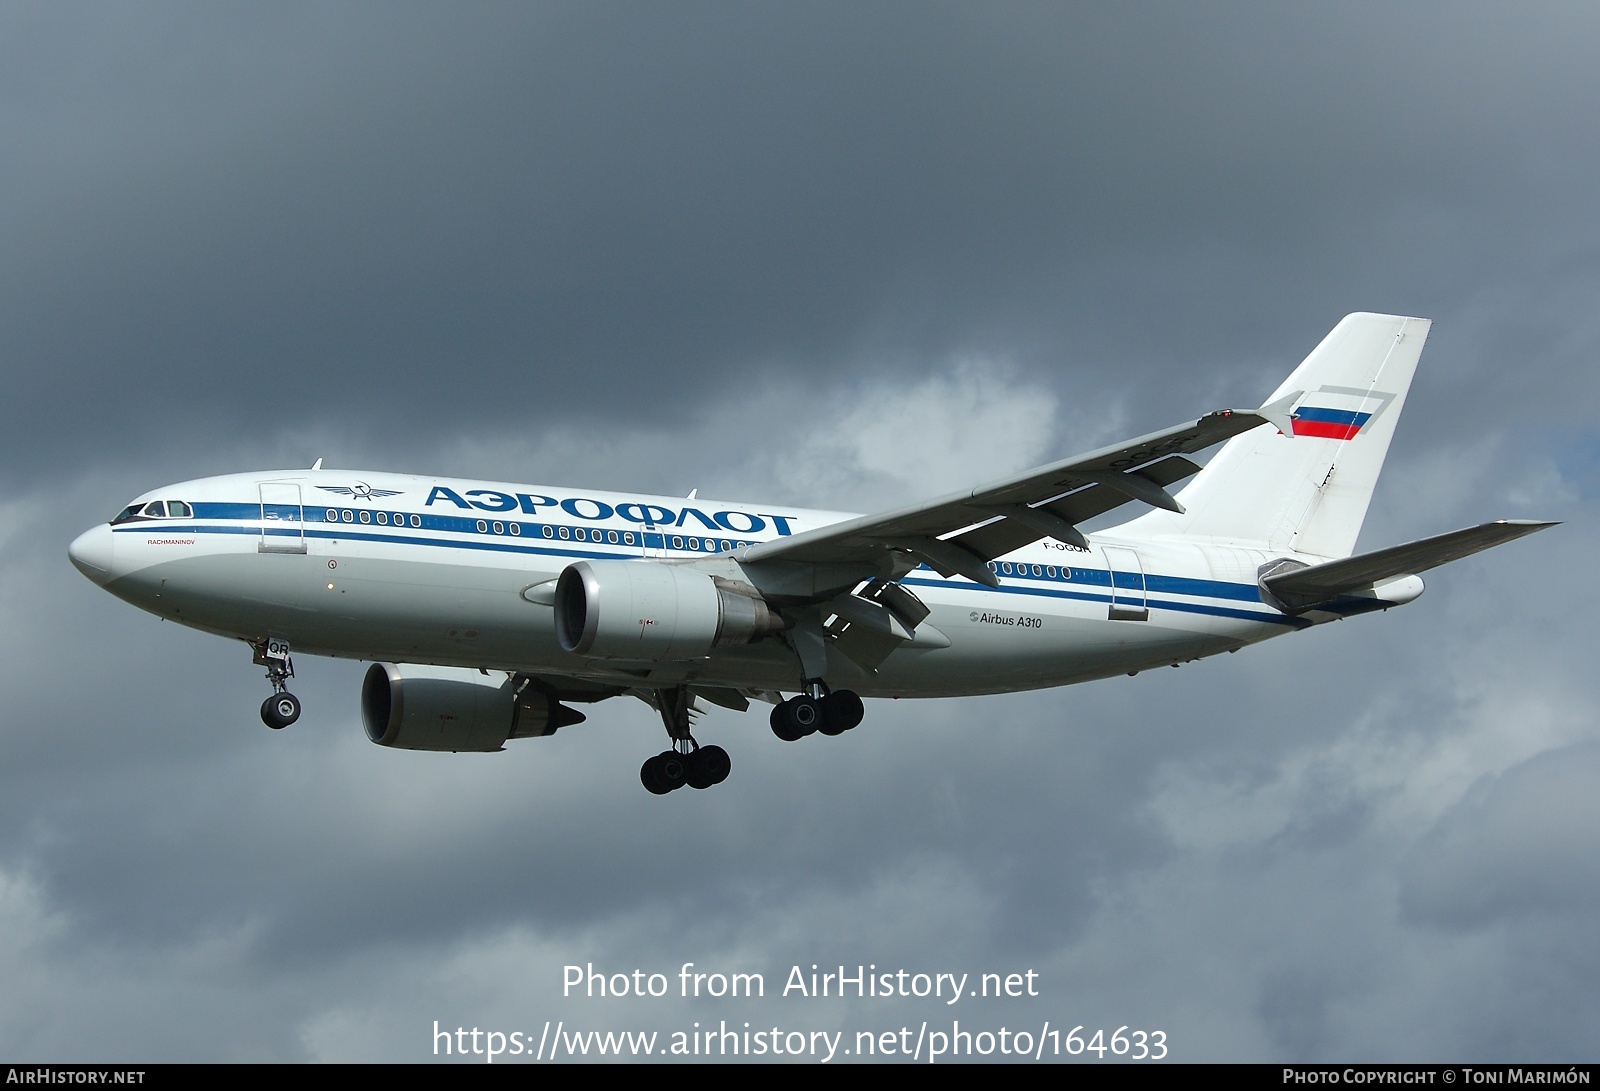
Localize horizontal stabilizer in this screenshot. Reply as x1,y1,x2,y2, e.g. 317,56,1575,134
1261,519,1557,612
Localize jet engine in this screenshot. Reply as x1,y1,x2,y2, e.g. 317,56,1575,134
361,663,584,752
554,559,785,661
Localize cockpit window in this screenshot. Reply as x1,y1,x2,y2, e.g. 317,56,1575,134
109,495,195,521
110,499,193,524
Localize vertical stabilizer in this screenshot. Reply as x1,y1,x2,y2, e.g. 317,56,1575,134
1121,313,1429,558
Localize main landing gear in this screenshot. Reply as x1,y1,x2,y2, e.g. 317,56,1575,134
770,684,863,741
641,685,731,795
252,637,302,730
770,613,864,742
640,745,732,794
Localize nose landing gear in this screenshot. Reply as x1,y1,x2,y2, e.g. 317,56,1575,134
252,638,301,729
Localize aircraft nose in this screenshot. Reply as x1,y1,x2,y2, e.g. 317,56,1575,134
68,524,115,585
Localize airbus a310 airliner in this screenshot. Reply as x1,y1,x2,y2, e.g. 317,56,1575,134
69,314,1553,794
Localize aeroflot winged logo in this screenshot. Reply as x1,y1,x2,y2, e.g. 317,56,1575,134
317,483,403,502
1289,385,1397,440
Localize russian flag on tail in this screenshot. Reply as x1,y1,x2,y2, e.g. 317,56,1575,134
1290,405,1373,440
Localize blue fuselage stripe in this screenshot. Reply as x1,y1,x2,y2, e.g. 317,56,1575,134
116,513,1312,628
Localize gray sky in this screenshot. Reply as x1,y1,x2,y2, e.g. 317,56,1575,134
3,2,1594,1062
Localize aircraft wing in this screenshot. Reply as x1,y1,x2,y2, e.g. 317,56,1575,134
741,408,1269,586
1260,519,1558,612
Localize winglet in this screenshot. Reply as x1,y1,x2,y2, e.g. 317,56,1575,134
1255,391,1302,437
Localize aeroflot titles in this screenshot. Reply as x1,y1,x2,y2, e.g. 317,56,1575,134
420,486,799,536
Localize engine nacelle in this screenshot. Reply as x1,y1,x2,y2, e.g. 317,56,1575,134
360,663,582,752
554,559,784,661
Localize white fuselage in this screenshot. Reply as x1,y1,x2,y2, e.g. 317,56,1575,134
70,468,1330,699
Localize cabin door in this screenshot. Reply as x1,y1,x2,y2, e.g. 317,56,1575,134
259,482,307,554
1101,545,1148,621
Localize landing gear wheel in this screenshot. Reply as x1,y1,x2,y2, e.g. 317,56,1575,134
770,696,822,741
641,754,671,795
686,745,732,789
769,703,799,742
657,750,688,791
260,692,301,729
820,690,864,734
253,639,299,730
641,750,690,794
642,686,733,795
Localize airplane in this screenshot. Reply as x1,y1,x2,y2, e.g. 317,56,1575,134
68,313,1555,795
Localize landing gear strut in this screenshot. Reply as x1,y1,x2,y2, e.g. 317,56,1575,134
252,637,301,729
770,681,863,741
772,611,864,741
641,685,731,795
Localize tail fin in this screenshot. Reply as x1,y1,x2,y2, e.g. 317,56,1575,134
1123,313,1430,558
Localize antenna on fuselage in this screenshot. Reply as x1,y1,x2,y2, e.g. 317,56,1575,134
311,458,324,471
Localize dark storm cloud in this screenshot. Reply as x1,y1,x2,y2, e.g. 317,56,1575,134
5,3,1600,482
1400,742,1600,928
